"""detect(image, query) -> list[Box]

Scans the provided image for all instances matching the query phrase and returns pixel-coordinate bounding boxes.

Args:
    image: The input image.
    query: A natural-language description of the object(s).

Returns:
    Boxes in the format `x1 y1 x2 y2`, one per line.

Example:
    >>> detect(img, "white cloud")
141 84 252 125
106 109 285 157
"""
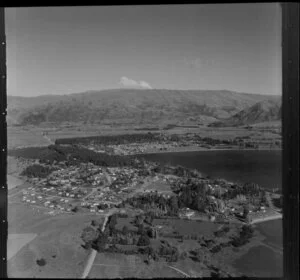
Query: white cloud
119 77 152 89
139 81 152 89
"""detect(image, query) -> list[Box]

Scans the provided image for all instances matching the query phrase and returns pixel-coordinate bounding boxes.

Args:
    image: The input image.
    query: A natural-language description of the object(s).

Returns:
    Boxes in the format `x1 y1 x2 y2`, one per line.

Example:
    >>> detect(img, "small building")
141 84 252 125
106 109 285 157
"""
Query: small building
210 215 216 222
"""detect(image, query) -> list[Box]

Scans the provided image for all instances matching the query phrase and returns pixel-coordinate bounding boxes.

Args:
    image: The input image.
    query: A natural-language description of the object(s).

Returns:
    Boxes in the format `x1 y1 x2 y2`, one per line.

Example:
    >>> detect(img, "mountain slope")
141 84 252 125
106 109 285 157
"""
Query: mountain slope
209 99 281 127
7 89 281 126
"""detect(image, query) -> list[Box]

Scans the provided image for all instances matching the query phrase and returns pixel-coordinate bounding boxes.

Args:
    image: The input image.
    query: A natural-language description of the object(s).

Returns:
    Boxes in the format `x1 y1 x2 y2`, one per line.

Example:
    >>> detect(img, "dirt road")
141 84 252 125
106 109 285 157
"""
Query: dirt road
81 209 116 278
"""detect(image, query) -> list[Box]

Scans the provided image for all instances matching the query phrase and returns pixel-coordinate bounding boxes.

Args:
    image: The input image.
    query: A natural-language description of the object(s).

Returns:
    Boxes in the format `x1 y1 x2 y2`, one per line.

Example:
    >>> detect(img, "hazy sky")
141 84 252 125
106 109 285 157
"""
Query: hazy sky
5 4 282 97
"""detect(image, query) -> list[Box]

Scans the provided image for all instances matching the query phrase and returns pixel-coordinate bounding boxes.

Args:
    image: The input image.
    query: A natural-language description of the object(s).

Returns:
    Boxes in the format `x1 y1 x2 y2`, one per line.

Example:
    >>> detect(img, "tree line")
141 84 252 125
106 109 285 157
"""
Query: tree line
55 132 161 145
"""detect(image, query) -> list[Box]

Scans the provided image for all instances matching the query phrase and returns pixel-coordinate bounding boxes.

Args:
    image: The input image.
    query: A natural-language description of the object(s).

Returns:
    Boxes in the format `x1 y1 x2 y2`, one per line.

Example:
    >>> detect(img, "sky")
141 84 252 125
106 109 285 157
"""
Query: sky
5 4 282 97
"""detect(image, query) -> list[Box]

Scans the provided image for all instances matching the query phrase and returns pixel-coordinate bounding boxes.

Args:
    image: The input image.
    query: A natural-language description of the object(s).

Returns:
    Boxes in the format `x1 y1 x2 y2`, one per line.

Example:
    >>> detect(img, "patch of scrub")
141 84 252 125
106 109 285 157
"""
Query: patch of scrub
7 233 37 260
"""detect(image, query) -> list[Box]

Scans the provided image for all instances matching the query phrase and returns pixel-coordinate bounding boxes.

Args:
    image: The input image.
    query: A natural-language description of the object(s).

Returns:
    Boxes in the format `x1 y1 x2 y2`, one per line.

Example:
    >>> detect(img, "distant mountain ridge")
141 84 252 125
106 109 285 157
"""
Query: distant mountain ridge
209 99 281 127
7 89 281 127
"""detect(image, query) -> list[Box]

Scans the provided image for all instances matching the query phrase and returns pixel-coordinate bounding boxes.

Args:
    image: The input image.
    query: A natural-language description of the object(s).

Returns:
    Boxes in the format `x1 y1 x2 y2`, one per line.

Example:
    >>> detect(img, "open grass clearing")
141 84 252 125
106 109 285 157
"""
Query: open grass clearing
89 252 182 278
7 233 37 261
7 201 105 278
153 218 219 237
115 217 137 232
145 180 173 193
7 175 24 190
8 127 50 149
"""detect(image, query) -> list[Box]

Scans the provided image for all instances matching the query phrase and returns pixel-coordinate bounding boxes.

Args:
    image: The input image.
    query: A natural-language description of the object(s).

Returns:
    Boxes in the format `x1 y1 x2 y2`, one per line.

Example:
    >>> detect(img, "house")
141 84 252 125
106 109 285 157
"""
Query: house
185 211 195 219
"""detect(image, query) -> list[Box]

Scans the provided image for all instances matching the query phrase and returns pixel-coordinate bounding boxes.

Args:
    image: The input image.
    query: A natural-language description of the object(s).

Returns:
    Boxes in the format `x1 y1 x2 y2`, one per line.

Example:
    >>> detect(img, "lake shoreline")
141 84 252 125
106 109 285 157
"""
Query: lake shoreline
251 213 282 225
135 146 282 155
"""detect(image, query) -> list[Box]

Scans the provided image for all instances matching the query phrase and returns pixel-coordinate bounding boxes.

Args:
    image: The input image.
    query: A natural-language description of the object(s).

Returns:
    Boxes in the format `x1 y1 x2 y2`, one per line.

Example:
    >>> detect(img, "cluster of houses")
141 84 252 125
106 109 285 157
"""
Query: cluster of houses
21 162 158 214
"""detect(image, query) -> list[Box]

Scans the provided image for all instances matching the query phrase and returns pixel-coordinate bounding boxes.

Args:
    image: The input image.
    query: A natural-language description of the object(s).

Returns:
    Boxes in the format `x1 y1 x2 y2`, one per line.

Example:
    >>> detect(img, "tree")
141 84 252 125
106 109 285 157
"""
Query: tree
36 258 47 266
169 196 179 214
137 233 150 246
81 226 98 244
91 219 100 227
145 214 154 225
108 214 117 232
134 215 144 226
122 225 129 236
93 231 108 252
243 205 249 219
72 206 79 212
137 223 146 235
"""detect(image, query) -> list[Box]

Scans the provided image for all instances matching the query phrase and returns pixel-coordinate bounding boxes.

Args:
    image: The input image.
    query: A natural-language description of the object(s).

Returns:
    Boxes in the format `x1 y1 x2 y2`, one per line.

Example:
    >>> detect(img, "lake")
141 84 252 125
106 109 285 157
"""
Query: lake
141 150 282 190
141 150 283 277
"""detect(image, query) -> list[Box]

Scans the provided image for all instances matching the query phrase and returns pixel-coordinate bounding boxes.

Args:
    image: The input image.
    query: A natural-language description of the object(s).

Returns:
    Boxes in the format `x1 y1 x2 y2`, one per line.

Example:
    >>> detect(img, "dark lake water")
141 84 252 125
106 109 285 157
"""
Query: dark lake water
141 150 282 190
234 244 283 277
141 150 283 277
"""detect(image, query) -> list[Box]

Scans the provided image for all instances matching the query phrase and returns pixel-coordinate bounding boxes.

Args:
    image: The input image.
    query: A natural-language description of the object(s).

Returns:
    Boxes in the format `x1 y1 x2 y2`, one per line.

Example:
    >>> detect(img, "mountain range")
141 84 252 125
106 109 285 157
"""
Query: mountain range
7 89 281 127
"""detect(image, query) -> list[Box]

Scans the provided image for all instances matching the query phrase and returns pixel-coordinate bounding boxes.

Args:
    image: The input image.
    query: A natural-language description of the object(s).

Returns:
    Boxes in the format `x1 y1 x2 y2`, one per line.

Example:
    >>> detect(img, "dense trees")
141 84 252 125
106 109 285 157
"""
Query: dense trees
55 133 160 146
159 244 179 262
230 225 254 247
21 164 55 178
124 194 177 216
11 144 137 167
81 226 98 249
92 231 109 252
137 233 150 246
122 225 129 236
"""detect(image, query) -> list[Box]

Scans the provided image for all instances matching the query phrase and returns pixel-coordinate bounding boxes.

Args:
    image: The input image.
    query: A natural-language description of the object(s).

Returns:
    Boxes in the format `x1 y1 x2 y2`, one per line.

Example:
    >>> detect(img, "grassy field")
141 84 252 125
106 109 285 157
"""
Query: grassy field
7 198 105 278
8 126 51 150
7 234 37 261
7 175 24 190
89 252 184 278
144 179 173 194
115 217 137 232
153 218 219 237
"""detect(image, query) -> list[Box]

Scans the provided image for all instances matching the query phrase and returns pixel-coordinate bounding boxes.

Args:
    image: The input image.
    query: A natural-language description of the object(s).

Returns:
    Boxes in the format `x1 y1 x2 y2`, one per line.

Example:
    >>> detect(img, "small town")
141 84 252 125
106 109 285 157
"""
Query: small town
19 156 282 225
74 133 282 156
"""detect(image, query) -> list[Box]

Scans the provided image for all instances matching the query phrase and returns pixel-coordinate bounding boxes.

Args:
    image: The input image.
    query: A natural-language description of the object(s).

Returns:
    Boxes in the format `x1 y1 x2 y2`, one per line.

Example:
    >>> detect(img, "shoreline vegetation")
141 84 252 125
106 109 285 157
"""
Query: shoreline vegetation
135 146 282 155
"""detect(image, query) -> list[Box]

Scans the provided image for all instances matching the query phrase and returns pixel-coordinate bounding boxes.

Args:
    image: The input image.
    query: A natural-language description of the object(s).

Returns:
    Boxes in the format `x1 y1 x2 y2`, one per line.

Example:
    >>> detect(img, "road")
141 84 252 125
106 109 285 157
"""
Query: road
166 265 190 277
81 209 117 279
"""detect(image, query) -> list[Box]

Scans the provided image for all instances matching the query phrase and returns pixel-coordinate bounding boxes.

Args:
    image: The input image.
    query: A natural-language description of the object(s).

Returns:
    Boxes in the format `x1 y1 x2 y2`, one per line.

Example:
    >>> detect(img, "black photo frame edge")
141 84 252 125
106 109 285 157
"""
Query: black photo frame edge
0 3 299 279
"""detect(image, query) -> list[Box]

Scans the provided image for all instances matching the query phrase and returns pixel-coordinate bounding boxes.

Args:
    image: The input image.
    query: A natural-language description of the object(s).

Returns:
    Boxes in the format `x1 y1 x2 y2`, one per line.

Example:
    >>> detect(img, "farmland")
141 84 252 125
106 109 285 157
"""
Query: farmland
7 195 105 278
